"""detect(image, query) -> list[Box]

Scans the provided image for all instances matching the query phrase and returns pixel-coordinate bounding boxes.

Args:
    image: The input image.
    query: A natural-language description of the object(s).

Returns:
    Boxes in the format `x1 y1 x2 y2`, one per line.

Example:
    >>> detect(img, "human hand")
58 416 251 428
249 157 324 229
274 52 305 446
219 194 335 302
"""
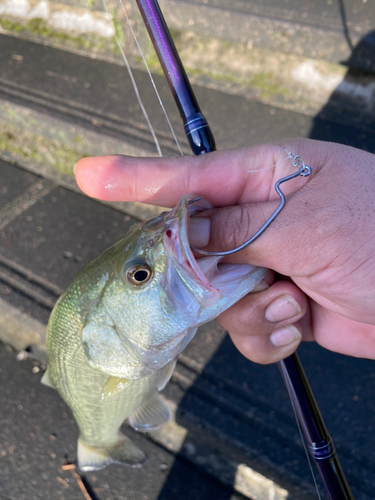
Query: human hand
74 139 375 363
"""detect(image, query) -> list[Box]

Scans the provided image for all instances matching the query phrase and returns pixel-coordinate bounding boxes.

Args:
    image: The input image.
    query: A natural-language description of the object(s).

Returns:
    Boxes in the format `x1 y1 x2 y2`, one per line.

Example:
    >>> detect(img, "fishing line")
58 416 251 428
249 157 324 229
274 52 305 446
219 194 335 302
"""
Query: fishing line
248 153 305 173
117 0 184 156
247 162 280 173
287 383 323 500
103 0 163 156
247 162 277 173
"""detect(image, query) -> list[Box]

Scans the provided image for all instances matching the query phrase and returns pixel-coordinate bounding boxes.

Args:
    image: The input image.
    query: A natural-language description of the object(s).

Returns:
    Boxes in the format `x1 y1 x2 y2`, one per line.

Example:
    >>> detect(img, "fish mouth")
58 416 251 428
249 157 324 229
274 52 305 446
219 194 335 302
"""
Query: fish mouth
166 195 212 285
164 194 262 305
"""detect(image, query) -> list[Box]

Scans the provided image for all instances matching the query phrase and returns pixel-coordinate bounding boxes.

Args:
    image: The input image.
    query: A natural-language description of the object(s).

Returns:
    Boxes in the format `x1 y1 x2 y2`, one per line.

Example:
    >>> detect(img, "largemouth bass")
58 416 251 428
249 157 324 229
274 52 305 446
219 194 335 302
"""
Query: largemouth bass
42 194 267 471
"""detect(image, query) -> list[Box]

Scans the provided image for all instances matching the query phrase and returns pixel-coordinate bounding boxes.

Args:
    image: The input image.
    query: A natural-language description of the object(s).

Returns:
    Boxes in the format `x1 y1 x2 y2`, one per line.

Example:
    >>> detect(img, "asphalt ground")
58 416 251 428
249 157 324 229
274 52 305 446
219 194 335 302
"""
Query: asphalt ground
0 30 375 500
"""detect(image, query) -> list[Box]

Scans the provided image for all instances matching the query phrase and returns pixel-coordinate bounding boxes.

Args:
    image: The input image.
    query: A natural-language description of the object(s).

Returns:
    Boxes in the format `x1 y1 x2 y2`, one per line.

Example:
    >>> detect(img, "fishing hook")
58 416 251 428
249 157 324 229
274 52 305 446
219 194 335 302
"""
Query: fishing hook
190 153 311 256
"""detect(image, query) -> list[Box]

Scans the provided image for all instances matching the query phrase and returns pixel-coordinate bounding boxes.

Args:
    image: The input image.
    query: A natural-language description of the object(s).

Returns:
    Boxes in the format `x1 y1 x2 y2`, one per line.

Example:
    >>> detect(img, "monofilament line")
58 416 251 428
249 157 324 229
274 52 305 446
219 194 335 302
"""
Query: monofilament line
118 0 184 156
103 0 163 157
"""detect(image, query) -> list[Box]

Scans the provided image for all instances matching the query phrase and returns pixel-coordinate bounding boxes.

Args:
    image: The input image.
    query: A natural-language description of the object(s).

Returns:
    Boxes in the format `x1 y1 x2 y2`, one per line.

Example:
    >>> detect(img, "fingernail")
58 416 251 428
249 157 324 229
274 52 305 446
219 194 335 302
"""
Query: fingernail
252 280 269 293
188 218 211 248
265 295 301 322
270 326 301 347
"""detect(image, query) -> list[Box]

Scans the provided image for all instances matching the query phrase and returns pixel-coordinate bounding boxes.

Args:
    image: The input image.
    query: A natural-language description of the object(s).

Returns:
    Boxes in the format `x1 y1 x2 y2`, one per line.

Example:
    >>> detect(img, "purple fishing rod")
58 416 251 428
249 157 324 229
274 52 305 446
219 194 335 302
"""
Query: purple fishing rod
135 1 354 498
135 0 215 154
279 354 354 500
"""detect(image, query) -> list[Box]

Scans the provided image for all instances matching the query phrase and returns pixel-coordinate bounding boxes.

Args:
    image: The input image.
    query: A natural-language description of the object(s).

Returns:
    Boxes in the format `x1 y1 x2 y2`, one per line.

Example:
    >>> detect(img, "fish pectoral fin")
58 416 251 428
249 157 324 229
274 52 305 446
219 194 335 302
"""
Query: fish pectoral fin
82 323 132 376
101 376 131 400
127 393 171 432
77 433 146 472
40 367 56 389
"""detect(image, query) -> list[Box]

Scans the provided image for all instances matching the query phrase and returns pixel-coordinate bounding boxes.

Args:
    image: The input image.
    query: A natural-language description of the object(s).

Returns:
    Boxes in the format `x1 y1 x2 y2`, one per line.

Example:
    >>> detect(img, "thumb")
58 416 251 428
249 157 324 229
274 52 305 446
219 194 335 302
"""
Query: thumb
189 192 316 276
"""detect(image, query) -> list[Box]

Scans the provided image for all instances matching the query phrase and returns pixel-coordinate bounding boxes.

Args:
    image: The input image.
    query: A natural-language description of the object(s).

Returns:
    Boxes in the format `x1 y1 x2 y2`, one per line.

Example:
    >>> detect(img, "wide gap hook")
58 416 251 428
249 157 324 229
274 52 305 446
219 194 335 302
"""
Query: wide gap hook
190 157 311 256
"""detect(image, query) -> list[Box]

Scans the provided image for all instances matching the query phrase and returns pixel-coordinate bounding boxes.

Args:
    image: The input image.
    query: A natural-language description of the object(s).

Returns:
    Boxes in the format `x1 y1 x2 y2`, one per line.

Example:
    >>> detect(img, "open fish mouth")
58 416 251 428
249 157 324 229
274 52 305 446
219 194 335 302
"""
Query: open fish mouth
164 194 263 303
165 195 212 286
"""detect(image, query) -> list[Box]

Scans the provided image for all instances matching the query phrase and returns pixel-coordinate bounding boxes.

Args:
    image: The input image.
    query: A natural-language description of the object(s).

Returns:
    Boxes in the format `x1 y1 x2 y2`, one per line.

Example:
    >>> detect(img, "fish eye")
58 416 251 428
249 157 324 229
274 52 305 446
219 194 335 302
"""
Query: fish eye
125 263 152 286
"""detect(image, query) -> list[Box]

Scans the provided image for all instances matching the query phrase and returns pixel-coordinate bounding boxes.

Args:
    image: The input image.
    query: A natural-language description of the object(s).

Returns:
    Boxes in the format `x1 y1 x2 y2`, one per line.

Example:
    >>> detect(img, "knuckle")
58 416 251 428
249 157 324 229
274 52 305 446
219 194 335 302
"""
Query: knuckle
232 205 251 248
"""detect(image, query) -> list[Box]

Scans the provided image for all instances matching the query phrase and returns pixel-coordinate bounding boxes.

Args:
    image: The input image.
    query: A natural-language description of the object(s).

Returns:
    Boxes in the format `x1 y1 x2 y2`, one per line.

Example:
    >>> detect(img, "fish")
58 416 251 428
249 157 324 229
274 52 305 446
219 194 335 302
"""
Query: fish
41 194 267 471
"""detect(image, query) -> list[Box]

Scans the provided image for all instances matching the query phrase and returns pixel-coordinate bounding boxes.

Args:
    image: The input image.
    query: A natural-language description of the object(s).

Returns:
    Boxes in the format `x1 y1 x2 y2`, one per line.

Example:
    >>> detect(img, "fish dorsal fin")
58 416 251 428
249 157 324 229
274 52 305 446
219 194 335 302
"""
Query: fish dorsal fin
157 359 176 391
41 367 56 389
127 393 171 432
101 376 131 400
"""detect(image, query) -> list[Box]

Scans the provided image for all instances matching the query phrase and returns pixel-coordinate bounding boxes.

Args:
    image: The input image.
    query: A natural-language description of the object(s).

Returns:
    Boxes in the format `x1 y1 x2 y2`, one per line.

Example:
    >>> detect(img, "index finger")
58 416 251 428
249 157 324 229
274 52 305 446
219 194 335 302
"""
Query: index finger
74 143 283 207
74 139 325 206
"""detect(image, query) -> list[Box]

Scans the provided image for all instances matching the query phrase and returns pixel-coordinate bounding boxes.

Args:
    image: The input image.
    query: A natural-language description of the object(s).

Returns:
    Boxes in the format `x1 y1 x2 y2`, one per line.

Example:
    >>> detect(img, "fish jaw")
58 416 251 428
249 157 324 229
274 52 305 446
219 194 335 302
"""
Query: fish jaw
163 195 220 308
127 327 198 371
163 194 266 307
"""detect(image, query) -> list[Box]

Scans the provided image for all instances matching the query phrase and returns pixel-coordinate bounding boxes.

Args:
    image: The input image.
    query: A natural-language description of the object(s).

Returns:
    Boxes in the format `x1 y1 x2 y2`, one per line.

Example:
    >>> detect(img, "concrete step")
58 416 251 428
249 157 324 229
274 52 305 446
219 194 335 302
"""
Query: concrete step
1 32 375 182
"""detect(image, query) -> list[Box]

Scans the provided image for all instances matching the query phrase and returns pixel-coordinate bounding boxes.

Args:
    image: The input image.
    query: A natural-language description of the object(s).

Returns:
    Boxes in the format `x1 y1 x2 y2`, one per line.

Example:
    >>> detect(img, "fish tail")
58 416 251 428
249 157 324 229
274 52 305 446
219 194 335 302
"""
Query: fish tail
77 433 146 471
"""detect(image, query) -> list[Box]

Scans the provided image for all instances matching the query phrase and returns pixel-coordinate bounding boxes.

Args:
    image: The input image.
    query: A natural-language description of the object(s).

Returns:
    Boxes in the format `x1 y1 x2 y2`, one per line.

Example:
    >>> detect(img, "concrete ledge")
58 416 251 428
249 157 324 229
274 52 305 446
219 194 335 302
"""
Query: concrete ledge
0 92 164 220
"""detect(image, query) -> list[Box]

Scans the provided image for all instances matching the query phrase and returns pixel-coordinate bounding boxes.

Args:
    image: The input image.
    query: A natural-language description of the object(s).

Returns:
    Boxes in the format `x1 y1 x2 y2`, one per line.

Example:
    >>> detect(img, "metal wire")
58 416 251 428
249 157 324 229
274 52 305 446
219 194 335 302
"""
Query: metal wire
190 154 311 256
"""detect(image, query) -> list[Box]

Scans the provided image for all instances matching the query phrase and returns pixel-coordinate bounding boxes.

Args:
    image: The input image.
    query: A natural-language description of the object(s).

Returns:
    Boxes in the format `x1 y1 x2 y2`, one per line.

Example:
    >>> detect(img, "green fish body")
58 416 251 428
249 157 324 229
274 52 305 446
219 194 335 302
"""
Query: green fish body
43 195 266 471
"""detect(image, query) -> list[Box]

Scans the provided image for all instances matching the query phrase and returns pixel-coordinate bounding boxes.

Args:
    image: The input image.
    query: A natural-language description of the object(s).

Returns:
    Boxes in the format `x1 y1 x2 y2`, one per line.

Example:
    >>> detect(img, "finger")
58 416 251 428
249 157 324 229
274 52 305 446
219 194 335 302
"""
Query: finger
310 303 375 359
229 323 303 364
74 147 277 205
74 139 326 206
190 196 315 273
216 280 307 364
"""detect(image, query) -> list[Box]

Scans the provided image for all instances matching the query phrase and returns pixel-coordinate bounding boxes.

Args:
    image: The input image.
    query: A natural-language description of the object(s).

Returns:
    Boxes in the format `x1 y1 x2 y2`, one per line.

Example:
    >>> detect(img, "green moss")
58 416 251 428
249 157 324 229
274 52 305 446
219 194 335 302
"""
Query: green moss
27 17 51 36
184 64 290 101
250 72 288 99
110 10 125 49
0 123 86 177
0 19 23 32
74 135 84 145
0 16 121 56
186 66 246 85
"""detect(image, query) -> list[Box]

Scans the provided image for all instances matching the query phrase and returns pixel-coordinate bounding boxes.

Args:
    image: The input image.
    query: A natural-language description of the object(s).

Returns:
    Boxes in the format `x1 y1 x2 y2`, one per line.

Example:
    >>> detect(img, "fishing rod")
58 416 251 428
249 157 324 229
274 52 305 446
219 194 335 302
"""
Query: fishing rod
134 0 354 498
134 0 215 155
